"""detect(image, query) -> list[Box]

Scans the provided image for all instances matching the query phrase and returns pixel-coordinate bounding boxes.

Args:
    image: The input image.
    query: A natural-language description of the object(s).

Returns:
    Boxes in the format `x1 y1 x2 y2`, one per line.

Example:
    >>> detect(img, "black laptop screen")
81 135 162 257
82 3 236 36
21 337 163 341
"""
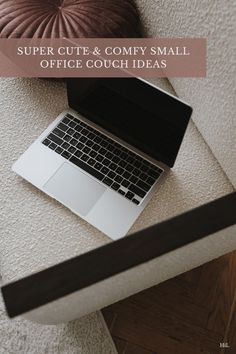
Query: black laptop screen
67 78 192 167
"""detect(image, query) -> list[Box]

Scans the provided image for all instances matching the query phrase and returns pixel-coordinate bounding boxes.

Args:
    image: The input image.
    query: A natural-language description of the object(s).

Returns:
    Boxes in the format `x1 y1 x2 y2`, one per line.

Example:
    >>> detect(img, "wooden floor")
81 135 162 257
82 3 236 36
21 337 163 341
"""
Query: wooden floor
102 251 236 354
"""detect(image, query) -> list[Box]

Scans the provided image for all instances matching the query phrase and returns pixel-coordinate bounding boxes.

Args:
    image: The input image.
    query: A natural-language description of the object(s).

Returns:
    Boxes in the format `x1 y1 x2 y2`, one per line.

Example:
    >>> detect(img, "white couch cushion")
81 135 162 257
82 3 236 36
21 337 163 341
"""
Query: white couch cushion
0 77 234 323
136 0 236 187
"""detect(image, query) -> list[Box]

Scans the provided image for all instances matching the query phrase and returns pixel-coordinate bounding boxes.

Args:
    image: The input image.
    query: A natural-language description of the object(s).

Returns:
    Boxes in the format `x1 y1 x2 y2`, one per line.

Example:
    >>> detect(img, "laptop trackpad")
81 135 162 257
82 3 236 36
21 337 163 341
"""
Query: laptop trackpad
44 163 106 216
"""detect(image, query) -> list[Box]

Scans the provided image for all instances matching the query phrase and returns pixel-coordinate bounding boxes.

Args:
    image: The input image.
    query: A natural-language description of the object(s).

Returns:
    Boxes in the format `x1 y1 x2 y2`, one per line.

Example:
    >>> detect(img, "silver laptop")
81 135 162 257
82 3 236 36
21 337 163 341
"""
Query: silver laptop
12 78 192 240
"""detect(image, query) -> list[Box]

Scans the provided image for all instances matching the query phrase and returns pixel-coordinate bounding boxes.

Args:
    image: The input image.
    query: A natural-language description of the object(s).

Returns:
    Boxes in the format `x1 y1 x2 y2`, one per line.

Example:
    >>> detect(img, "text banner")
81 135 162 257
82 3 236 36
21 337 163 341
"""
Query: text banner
0 38 206 77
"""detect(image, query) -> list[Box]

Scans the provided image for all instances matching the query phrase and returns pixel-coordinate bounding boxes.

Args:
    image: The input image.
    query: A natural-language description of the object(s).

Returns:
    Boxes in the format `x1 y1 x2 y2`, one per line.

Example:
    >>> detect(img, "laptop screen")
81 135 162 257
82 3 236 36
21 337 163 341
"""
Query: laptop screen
67 78 192 167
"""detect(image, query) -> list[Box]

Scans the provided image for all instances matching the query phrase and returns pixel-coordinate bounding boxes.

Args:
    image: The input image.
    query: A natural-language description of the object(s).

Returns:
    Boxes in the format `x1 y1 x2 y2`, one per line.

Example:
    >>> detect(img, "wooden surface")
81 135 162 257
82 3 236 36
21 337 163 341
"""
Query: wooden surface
103 251 236 354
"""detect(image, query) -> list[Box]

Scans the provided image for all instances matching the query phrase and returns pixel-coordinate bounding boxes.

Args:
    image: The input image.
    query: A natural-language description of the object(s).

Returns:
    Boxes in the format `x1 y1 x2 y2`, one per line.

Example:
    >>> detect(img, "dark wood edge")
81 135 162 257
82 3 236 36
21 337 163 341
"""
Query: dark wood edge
2 192 236 318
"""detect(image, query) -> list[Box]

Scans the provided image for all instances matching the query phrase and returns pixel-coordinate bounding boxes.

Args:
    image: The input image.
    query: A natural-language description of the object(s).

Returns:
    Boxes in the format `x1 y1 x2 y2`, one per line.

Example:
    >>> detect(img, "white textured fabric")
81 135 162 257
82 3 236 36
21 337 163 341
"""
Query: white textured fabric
0 77 234 324
0 289 116 354
136 0 236 187
0 78 118 351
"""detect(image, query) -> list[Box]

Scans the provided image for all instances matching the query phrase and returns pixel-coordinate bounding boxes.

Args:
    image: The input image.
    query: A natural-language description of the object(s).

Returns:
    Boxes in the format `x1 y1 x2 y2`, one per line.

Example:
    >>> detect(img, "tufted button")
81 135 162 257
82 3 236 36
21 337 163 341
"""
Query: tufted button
0 0 141 38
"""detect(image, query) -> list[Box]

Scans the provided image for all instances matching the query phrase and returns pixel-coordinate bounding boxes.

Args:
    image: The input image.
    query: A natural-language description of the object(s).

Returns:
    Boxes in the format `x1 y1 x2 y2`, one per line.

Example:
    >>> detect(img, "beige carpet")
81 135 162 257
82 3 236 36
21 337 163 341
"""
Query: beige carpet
0 282 116 354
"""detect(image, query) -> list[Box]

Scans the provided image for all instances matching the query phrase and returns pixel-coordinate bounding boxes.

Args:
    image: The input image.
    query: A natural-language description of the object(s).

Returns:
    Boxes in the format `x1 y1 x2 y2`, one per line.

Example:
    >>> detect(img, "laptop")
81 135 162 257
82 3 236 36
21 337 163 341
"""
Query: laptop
12 78 192 240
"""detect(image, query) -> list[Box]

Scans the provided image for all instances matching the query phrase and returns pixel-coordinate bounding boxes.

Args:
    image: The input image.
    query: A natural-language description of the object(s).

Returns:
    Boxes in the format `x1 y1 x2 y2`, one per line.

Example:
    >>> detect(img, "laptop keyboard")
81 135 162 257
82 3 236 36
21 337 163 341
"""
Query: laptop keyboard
42 113 163 205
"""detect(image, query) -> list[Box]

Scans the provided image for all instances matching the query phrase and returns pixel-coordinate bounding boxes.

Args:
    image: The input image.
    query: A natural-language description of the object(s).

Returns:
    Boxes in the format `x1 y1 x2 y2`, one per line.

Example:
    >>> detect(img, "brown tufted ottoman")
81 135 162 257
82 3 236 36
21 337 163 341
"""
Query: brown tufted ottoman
0 0 141 38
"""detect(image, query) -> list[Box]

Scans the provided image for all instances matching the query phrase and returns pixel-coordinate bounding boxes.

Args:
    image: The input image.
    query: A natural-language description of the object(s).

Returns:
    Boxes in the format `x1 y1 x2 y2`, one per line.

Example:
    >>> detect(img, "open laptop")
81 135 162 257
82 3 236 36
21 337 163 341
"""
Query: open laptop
12 78 192 240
